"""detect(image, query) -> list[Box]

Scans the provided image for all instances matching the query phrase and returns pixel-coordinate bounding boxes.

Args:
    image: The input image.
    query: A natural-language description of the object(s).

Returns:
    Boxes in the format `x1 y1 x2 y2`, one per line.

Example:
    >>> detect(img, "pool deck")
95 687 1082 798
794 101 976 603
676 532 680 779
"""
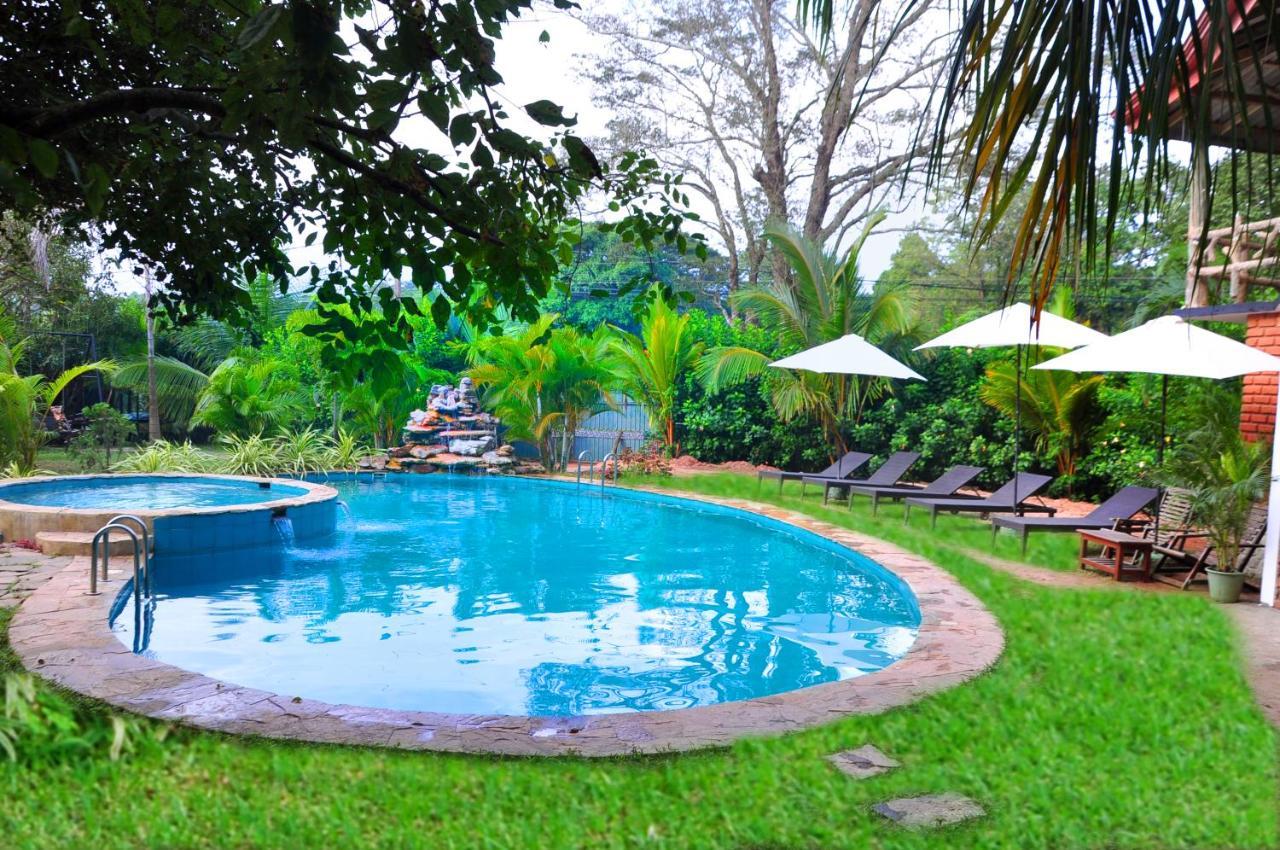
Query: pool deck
7 488 1005 757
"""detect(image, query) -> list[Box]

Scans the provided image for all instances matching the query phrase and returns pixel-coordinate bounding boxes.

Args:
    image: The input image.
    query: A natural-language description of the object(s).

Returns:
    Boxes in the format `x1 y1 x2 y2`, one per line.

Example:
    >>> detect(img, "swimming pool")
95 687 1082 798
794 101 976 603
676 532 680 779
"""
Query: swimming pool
0 475 309 510
115 475 921 716
0 473 336 552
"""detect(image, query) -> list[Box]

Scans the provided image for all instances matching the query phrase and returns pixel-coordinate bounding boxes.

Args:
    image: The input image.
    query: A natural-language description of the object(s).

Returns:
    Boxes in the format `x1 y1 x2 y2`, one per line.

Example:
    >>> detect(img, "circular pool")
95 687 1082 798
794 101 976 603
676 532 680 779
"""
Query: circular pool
0 475 309 510
114 475 921 716
0 473 337 549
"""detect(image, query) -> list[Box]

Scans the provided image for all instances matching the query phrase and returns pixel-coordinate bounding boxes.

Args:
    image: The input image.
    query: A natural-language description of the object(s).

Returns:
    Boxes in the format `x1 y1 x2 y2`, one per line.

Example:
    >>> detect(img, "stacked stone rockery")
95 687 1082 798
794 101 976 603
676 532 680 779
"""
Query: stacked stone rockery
368 378 542 475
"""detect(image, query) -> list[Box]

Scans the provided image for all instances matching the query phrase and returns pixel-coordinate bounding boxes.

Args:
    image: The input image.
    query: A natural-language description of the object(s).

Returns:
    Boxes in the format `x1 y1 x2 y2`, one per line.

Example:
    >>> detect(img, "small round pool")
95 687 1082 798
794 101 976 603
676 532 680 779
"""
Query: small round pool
115 476 921 717
0 475 309 510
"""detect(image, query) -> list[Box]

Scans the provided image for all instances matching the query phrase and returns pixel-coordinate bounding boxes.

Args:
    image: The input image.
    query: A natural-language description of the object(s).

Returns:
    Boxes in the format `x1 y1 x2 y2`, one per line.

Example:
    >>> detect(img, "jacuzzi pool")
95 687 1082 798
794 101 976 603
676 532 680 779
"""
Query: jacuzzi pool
0 475 309 510
114 475 921 717
0 473 337 551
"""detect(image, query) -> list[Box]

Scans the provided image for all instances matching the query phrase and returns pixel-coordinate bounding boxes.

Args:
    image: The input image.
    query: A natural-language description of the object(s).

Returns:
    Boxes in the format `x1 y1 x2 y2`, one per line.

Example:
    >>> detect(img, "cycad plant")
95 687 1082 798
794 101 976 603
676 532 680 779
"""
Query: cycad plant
607 292 705 452
697 218 916 453
466 315 616 471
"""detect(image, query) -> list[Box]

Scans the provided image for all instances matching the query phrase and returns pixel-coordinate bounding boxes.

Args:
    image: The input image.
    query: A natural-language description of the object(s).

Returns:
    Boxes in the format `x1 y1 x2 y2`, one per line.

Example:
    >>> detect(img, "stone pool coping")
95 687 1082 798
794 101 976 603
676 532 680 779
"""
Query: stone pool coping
9 485 1004 757
0 472 337 540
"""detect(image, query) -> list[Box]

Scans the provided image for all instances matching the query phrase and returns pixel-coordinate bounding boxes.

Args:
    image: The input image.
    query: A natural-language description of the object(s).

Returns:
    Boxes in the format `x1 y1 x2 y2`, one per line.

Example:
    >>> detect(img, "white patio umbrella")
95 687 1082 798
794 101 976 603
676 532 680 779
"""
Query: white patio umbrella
770 333 926 380
769 333 925 457
915 303 1108 502
1035 315 1280 606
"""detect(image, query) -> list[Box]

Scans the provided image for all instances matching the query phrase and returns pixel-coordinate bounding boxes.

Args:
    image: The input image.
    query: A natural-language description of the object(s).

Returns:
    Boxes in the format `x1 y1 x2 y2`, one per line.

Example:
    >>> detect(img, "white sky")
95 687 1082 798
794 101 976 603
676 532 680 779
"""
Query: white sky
109 4 942 295
490 5 927 280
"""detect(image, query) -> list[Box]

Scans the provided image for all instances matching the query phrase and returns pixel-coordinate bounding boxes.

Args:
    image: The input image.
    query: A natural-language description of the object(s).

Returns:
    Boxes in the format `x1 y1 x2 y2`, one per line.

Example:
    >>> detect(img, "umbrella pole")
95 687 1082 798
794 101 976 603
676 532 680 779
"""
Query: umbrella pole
1013 344 1022 508
1154 374 1167 550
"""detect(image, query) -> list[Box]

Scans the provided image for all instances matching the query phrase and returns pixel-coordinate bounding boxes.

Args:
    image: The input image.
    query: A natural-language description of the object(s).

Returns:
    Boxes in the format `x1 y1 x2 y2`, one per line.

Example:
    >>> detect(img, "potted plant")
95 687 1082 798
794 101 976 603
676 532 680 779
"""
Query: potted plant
1163 394 1270 603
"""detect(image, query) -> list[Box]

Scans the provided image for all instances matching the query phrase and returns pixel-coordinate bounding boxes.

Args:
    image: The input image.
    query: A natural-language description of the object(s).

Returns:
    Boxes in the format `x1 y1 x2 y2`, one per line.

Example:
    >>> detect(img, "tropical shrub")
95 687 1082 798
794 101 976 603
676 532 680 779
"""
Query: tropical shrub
0 672 166 765
68 403 133 472
113 440 211 473
328 428 371 471
273 429 334 476
218 433 280 477
1162 390 1270 572
0 310 114 472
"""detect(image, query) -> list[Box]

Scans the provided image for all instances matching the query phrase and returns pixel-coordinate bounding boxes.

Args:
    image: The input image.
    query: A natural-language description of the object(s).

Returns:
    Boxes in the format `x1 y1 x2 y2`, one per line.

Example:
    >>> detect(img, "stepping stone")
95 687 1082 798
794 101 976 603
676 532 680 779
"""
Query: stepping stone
873 793 985 829
827 745 899 779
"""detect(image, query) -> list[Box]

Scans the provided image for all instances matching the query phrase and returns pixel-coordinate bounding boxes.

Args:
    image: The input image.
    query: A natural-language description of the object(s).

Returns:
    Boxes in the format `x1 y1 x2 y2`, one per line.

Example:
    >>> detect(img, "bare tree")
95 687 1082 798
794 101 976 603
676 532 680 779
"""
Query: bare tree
581 0 951 299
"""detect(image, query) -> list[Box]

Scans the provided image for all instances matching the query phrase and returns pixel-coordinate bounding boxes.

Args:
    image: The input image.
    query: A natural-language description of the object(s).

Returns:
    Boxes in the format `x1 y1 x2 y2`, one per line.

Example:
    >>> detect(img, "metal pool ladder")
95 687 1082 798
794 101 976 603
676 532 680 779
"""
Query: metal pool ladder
575 451 590 486
598 453 617 487
87 514 151 602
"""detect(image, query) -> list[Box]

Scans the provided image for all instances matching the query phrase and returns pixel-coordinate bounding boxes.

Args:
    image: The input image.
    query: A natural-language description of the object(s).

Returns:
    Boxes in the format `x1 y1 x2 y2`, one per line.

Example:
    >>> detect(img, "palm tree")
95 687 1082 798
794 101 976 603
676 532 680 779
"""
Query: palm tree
978 293 1103 491
697 218 916 453
466 315 617 471
796 0 1272 314
113 356 209 432
607 292 705 453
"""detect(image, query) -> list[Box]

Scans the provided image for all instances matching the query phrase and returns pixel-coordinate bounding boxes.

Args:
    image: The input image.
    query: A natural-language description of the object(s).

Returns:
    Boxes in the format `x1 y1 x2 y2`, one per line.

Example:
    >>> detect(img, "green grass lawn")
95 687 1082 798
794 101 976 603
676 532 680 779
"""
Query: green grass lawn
1 472 1274 849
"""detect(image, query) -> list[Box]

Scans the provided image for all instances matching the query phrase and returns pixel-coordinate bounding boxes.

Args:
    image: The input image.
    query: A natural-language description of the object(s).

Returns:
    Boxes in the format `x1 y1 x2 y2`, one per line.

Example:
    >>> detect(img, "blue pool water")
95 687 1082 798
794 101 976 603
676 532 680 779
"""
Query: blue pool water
1 476 308 510
115 476 920 716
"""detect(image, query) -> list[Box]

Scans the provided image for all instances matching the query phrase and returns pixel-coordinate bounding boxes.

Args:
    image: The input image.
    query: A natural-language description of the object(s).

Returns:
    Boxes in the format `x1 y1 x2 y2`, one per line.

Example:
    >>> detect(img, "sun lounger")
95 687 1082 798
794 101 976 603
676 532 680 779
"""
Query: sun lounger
989 485 1159 553
756 451 871 494
904 472 1056 527
846 465 985 515
800 451 921 503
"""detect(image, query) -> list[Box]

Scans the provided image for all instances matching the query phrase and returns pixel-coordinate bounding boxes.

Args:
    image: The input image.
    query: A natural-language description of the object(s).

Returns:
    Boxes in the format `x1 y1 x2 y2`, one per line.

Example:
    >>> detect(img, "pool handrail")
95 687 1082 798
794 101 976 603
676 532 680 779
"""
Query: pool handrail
106 514 150 597
89 523 141 602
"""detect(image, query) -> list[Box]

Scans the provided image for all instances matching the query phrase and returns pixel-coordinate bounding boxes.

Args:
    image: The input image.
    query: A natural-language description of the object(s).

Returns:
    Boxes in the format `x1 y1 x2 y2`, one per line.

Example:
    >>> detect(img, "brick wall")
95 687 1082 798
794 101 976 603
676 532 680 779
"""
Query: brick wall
1242 312 1280 441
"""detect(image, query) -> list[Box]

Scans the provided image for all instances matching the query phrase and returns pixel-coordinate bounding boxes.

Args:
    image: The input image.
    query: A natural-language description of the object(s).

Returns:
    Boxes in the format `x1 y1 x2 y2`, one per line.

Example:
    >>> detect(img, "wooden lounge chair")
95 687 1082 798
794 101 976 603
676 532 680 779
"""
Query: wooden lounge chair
1123 487 1200 575
801 451 921 503
990 485 1159 553
904 472 1056 527
1155 500 1269 590
756 451 871 494
846 465 985 515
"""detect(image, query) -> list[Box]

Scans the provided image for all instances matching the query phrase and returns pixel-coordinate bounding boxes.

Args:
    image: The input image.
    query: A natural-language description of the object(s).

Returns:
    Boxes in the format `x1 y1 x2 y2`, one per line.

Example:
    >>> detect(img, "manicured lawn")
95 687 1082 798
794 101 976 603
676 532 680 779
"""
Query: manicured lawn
1 472 1274 849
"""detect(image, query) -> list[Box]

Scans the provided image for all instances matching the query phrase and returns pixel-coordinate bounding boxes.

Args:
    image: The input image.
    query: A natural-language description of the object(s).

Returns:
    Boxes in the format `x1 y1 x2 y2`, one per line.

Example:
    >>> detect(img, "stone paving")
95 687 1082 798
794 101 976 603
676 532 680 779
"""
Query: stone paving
0 545 71 609
873 793 986 828
7 487 1005 757
827 744 899 779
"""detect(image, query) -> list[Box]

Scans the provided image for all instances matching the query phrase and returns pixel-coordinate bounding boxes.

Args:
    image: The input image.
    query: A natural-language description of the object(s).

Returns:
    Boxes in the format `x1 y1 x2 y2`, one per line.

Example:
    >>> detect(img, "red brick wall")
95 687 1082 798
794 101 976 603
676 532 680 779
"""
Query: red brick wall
1242 313 1280 441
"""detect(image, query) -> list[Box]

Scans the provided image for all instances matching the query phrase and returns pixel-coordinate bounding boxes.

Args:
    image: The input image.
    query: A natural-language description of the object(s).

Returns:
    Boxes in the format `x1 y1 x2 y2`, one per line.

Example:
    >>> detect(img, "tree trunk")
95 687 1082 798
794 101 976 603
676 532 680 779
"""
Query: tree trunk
144 277 161 443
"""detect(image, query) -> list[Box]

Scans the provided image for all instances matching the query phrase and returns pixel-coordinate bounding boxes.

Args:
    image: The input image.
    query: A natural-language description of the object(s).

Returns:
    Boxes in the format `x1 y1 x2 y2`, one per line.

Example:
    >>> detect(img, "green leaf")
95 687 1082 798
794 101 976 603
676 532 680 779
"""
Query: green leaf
539 30 550 43
524 99 576 127
237 4 283 48
430 294 451 328
27 139 58 178
417 92 450 131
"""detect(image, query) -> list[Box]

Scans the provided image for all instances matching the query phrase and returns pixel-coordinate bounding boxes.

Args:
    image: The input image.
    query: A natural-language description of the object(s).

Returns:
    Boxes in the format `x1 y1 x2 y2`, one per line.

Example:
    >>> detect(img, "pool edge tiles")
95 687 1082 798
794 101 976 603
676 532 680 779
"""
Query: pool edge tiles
0 473 338 551
9 479 1004 757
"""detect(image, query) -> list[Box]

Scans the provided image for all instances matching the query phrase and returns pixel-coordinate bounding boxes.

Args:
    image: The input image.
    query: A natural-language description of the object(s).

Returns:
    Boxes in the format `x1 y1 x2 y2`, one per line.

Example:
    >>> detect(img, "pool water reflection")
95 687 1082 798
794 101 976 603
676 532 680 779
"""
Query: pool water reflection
113 476 920 716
